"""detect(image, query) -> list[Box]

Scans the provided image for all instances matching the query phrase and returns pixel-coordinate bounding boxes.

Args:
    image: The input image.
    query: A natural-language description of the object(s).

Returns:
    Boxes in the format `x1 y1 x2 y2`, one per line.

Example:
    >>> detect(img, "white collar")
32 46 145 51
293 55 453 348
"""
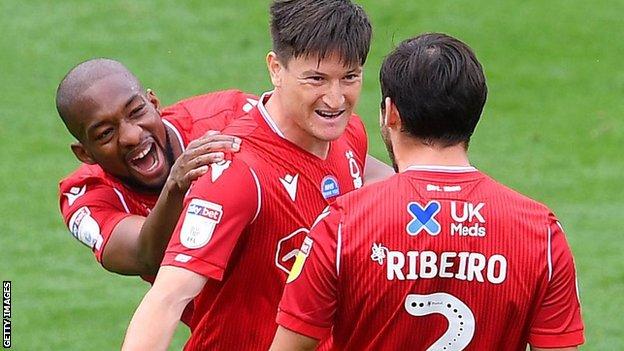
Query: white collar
162 119 185 151
403 165 477 173
256 91 286 139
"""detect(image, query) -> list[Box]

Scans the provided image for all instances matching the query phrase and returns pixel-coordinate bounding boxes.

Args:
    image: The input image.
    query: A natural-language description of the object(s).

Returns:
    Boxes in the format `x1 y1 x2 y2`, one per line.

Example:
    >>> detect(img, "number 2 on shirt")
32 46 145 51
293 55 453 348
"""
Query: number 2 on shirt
404 292 475 350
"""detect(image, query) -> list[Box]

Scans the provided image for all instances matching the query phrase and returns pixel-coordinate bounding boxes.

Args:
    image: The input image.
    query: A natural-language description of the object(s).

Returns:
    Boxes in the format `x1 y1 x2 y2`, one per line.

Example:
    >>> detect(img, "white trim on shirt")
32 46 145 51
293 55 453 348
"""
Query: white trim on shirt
403 165 478 173
249 167 262 223
112 188 130 214
547 226 553 282
336 222 343 276
256 91 286 139
163 119 186 151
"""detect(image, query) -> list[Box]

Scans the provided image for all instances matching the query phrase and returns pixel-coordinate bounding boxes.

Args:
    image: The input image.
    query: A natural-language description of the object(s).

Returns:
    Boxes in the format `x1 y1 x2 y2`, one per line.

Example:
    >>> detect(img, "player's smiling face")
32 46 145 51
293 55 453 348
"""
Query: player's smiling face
69 74 173 192
271 52 363 144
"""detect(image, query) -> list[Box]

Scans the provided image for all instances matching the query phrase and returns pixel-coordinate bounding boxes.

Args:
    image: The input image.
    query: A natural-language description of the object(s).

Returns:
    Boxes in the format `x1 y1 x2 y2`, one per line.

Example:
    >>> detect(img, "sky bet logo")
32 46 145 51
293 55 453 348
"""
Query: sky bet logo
187 202 222 222
406 201 441 236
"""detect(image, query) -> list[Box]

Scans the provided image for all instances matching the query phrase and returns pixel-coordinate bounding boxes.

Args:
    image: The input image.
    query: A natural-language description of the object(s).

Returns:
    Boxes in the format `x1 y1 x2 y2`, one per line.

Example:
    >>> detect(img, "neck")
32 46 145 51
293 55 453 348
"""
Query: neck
165 124 183 160
392 135 470 173
264 92 330 159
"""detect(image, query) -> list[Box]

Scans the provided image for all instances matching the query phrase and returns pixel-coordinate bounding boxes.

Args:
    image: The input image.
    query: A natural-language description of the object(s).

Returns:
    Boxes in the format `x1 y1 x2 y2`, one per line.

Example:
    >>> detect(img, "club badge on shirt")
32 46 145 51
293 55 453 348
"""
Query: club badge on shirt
286 236 314 283
180 199 223 249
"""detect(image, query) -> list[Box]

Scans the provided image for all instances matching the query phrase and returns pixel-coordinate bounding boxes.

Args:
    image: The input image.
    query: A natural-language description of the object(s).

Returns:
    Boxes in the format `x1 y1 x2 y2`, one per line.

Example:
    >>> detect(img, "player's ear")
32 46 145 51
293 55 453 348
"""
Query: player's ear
384 97 402 130
71 142 96 165
146 88 161 113
267 51 284 87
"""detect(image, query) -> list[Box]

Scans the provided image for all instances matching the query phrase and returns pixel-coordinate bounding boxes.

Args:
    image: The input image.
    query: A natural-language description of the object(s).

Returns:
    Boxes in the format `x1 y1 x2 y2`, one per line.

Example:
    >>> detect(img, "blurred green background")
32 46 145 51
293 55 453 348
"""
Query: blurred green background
0 0 622 349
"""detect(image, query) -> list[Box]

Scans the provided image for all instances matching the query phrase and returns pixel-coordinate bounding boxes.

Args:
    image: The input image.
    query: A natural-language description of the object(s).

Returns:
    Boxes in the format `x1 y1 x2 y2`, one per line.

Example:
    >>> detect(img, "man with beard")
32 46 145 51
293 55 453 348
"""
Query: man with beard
57 58 255 325
122 0 388 349
271 33 584 350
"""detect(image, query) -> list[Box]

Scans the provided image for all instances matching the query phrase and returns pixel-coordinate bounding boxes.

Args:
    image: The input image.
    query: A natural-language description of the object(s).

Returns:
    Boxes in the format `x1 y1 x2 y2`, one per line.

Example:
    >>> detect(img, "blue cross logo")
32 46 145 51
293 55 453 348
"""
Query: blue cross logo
406 201 441 236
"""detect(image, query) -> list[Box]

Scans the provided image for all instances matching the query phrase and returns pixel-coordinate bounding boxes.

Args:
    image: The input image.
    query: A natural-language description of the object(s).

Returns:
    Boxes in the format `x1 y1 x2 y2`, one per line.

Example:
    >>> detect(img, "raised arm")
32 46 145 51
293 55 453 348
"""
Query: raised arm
102 132 241 275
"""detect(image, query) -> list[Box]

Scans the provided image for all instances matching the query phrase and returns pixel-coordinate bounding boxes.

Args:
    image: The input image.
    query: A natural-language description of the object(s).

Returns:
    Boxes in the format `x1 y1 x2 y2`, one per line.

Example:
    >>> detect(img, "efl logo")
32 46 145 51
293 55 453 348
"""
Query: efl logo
187 203 223 222
3 281 10 349
181 199 223 249
406 201 441 236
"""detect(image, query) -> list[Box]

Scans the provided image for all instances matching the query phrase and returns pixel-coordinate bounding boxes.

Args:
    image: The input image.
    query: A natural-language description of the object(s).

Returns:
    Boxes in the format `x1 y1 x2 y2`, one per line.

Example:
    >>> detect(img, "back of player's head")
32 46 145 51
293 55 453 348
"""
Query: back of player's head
56 58 143 140
380 33 488 147
270 0 372 67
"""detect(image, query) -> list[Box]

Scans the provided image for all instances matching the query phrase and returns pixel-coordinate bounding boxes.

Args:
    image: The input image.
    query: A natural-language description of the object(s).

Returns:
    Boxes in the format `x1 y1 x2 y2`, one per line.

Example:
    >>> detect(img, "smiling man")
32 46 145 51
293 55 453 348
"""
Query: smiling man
56 59 255 321
270 33 584 351
121 1 383 350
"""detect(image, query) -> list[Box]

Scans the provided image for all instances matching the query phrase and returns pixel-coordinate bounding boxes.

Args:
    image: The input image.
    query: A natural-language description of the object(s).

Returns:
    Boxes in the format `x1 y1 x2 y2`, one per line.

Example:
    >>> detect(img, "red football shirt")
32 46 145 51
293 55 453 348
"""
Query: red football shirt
162 93 368 350
277 165 584 350
58 90 255 324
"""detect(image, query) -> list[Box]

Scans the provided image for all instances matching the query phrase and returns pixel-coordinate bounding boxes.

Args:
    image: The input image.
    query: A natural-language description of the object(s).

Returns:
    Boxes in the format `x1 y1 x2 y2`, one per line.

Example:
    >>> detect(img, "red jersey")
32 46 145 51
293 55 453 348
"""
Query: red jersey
277 165 584 350
58 90 255 324
59 89 255 264
162 93 368 350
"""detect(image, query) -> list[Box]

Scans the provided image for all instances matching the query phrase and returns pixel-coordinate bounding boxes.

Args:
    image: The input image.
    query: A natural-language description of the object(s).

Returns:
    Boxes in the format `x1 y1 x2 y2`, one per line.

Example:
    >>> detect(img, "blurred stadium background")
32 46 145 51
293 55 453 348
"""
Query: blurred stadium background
0 0 622 349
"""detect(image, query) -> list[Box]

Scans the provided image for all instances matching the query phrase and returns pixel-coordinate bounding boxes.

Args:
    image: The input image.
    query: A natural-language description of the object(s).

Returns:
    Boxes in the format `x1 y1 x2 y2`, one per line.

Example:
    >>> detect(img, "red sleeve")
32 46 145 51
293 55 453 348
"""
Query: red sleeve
276 204 342 340
162 158 258 281
161 90 259 144
528 217 585 347
59 181 133 263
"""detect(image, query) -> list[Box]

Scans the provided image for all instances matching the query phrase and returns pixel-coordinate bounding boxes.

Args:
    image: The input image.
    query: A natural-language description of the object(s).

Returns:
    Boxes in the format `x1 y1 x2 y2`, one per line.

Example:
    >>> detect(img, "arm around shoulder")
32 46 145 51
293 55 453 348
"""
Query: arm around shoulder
364 154 395 185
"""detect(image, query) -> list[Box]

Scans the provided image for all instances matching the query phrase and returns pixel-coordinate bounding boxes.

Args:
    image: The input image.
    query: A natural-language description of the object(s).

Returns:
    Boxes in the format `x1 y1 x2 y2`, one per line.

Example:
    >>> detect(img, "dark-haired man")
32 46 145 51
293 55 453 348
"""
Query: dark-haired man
57 59 256 326
122 0 387 350
271 33 584 350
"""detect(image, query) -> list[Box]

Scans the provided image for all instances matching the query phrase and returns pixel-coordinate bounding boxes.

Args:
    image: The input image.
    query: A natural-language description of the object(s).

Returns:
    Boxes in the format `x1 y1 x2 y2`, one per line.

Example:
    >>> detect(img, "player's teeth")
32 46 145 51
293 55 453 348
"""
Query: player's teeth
318 111 340 118
132 144 152 161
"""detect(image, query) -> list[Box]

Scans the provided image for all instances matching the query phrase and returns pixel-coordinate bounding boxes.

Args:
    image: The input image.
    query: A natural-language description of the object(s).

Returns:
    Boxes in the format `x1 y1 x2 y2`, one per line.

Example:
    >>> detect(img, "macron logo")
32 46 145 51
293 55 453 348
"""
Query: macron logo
279 174 299 202
211 160 232 182
242 98 259 113
64 185 86 206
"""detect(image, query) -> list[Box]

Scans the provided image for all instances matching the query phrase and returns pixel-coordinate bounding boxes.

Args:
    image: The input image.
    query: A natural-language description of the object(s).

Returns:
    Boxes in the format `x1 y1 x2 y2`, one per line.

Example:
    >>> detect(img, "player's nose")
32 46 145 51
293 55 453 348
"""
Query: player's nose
322 81 346 110
118 120 143 147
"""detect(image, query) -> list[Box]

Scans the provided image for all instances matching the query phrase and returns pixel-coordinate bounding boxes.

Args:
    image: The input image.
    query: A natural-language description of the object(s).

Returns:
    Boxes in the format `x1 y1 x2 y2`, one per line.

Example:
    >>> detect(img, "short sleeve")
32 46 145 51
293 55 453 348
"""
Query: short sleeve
276 204 342 340
528 217 585 347
162 158 259 281
59 182 133 263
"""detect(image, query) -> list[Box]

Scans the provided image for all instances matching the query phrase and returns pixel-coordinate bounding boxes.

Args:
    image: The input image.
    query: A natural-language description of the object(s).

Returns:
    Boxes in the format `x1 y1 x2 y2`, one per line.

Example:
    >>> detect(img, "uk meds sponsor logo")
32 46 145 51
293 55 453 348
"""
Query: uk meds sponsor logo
450 202 486 237
406 201 441 236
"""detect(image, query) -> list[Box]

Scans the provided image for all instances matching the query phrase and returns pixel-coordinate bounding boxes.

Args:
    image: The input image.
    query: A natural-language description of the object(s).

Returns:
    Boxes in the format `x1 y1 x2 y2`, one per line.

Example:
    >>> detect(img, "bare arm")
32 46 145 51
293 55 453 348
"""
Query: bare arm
531 347 578 351
101 133 241 275
122 266 207 351
270 326 319 351
363 154 394 185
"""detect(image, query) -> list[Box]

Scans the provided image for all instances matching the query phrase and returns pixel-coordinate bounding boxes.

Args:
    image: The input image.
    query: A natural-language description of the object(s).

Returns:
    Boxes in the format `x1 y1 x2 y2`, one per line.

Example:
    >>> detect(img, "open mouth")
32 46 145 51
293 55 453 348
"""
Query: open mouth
127 140 161 175
315 109 345 120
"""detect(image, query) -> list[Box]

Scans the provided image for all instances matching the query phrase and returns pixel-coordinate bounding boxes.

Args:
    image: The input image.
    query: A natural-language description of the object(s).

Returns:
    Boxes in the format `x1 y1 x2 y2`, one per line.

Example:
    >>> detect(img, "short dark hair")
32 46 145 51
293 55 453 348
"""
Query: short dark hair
380 33 488 147
270 0 372 67
55 58 143 139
